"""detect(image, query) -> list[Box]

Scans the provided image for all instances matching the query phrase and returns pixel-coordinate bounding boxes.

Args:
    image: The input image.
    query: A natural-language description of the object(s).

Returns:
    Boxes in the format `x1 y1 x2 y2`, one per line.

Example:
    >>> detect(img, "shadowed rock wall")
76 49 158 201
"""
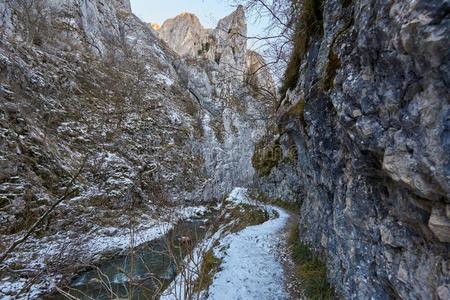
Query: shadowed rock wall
255 0 449 298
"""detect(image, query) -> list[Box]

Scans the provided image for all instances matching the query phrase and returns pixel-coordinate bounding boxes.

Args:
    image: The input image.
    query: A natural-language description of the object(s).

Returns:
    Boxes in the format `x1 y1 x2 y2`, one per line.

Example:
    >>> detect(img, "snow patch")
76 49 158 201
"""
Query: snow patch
227 187 254 205
154 73 174 86
162 188 290 300
209 188 290 299
86 222 173 254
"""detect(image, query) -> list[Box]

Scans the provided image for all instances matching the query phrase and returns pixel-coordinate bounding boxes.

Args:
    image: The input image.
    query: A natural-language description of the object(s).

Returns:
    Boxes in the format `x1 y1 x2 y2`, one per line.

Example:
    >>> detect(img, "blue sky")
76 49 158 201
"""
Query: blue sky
129 0 266 44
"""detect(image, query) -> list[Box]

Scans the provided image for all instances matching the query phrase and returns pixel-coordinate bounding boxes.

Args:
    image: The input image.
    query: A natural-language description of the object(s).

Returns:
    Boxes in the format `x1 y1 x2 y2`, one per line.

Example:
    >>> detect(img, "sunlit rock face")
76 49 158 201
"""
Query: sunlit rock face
150 23 161 31
245 50 276 98
153 7 275 200
156 6 247 71
155 5 273 90
157 12 210 58
254 0 450 299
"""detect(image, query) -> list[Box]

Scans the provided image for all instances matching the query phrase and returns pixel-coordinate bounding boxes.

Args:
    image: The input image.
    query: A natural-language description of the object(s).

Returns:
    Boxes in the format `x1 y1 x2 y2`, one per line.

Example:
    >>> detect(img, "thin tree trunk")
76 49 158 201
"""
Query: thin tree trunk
0 156 88 265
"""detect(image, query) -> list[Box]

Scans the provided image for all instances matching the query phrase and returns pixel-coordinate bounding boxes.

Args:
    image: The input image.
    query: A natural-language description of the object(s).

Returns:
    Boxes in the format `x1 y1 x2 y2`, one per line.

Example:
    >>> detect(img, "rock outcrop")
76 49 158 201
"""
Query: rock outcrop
255 0 449 299
0 1 274 297
157 12 209 58
155 6 275 200
155 6 275 95
245 50 276 99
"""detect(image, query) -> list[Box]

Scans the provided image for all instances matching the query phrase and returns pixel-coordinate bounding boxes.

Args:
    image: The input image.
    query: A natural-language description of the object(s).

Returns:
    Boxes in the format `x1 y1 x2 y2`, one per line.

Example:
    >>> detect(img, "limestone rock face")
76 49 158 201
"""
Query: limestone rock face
255 0 450 298
0 0 204 230
0 1 274 297
245 50 276 98
157 12 209 58
155 7 275 200
155 6 272 92
212 5 247 78
114 0 131 13
157 7 247 67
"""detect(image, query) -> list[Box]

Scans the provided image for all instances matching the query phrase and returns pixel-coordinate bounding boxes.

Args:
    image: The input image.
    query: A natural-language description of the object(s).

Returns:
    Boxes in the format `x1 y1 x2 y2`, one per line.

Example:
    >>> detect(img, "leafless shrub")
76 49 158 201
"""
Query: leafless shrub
230 0 302 81
5 0 51 45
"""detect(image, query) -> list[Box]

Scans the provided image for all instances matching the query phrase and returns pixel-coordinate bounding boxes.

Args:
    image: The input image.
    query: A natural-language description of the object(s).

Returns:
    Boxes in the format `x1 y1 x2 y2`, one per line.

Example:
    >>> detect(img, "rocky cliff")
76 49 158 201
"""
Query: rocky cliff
155 6 276 200
255 0 449 299
0 0 274 297
155 6 276 94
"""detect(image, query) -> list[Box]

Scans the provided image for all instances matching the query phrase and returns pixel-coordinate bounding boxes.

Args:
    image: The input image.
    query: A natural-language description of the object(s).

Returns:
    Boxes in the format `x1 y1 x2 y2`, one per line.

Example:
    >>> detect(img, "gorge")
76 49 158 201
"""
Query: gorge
0 0 449 299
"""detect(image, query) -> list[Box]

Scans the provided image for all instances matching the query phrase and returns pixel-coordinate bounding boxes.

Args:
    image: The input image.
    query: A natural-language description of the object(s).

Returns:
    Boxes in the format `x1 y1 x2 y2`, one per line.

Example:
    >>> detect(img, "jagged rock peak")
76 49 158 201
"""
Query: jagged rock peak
156 11 208 58
155 6 262 86
155 7 247 64
176 12 202 21
245 50 276 97
159 11 204 30
159 11 204 31
213 5 247 73
216 5 246 35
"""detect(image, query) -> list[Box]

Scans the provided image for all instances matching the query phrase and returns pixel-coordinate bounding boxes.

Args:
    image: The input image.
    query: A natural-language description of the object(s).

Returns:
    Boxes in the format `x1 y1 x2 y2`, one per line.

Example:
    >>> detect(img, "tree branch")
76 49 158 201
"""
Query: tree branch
0 155 88 265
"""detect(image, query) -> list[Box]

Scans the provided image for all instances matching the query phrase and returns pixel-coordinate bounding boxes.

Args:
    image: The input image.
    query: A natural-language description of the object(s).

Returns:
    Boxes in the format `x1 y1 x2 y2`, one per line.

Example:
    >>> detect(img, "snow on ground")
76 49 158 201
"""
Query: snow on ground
160 225 226 300
226 187 255 205
208 188 290 300
86 221 173 254
0 205 209 300
87 205 208 254
161 188 291 300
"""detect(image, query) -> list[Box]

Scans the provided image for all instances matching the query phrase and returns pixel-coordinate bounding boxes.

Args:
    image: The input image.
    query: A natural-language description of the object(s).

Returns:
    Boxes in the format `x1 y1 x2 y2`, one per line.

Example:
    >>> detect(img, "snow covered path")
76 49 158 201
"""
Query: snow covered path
207 188 290 300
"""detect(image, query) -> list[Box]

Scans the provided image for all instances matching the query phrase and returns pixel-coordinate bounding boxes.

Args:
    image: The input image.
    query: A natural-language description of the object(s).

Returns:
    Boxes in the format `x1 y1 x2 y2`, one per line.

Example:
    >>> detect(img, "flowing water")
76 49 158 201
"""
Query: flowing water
51 218 210 300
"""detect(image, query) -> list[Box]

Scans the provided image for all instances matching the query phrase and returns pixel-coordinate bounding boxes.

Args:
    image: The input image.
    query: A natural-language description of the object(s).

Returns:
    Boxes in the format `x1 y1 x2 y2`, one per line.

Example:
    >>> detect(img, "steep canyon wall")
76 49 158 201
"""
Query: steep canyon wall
255 0 449 298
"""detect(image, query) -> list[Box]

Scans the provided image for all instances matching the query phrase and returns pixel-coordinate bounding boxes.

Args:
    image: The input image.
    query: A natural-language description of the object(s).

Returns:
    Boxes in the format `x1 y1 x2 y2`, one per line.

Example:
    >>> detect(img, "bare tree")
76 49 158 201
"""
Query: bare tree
221 0 305 92
0 156 88 265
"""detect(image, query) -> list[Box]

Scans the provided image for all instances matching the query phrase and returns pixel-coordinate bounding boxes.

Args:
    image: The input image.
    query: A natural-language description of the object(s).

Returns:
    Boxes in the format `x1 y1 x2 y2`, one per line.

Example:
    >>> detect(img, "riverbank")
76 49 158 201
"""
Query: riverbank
0 206 209 299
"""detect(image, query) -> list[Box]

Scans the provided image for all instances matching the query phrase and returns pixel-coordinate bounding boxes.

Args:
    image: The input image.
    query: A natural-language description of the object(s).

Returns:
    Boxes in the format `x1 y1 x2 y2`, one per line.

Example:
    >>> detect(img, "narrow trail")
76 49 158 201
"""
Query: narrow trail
207 188 291 300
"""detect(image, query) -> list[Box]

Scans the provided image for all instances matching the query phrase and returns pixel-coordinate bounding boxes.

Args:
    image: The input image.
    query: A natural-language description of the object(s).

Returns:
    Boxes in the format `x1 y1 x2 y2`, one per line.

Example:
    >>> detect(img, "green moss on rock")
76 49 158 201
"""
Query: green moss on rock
252 139 283 177
285 98 307 130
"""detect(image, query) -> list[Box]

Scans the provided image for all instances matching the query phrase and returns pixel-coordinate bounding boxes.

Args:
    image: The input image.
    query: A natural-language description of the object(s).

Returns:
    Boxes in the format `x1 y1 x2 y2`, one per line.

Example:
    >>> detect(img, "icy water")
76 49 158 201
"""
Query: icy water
51 218 210 300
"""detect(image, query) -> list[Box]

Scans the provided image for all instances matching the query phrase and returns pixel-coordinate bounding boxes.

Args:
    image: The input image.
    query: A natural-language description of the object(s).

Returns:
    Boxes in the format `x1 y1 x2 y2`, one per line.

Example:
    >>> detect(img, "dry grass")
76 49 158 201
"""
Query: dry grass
285 98 308 130
251 192 299 213
289 224 334 299
226 203 269 233
193 249 222 293
279 0 324 100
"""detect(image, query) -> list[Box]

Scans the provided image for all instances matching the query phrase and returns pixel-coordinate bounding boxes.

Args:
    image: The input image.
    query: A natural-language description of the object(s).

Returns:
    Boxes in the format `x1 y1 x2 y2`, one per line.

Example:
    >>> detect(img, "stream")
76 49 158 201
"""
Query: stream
52 217 210 300
51 188 289 300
